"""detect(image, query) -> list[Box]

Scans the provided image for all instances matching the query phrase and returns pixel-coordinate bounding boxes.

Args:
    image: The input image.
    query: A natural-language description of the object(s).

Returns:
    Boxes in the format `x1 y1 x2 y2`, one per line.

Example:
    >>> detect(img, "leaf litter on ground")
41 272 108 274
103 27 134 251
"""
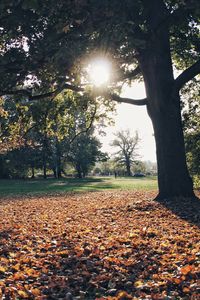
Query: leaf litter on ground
0 191 199 299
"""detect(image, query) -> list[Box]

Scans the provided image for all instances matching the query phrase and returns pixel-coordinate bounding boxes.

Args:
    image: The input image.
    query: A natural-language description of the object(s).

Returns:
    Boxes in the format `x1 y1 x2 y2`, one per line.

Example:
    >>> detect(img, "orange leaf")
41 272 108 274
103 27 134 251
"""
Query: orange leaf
173 278 182 284
31 288 41 296
180 265 194 275
13 272 25 280
183 287 190 293
12 263 21 271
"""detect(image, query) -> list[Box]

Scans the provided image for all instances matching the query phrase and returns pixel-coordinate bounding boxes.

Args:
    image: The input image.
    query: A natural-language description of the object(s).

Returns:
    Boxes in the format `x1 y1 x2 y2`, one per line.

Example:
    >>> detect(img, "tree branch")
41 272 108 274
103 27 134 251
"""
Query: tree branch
69 104 97 144
0 83 83 101
120 66 141 81
111 93 147 106
0 89 32 98
154 2 200 34
174 60 200 93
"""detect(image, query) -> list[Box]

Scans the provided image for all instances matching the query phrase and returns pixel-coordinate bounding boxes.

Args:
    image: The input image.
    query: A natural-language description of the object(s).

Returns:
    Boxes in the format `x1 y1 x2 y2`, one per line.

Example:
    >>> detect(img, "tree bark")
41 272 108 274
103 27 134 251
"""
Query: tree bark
43 153 47 179
126 159 131 177
150 98 194 199
76 163 82 178
31 164 35 179
139 0 195 199
42 139 47 179
56 146 62 179
140 58 194 200
53 168 57 178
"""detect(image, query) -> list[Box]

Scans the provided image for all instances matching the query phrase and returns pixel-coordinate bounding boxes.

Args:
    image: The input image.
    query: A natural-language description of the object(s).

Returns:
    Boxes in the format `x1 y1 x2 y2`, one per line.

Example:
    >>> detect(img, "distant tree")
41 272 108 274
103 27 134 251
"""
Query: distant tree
68 133 105 178
1 145 42 179
111 130 140 176
132 161 146 175
143 161 157 175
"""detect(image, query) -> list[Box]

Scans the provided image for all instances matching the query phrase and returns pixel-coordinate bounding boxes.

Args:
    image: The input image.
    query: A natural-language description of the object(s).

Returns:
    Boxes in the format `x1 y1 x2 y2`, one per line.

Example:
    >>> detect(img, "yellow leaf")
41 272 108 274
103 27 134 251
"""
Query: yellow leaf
134 280 144 288
0 266 6 273
25 268 38 277
117 291 133 299
18 290 29 298
9 252 16 258
31 288 41 296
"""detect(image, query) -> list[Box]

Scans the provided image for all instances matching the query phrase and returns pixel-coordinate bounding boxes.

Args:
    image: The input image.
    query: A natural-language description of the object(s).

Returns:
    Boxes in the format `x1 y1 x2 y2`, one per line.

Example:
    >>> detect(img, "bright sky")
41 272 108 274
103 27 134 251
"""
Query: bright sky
100 82 157 162
87 58 156 162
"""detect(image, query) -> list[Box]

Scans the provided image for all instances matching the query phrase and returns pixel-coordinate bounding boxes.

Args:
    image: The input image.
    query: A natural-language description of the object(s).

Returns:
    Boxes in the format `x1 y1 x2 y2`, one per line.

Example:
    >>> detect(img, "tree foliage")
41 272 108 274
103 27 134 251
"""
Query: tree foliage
67 132 105 178
0 90 111 178
182 80 200 180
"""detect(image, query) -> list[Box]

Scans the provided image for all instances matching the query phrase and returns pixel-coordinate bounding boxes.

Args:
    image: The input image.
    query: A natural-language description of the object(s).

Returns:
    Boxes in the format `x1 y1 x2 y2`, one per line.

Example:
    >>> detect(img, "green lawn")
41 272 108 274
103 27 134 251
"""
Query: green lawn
0 176 158 197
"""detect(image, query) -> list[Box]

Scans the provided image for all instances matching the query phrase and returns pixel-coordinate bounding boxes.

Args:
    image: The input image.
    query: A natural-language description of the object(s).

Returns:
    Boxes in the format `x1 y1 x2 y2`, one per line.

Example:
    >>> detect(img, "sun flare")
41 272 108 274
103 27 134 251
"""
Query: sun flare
88 58 111 86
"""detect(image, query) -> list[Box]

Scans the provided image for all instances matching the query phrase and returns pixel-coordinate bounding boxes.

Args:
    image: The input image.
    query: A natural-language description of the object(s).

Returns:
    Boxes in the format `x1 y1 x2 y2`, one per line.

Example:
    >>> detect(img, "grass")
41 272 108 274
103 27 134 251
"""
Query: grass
0 176 158 197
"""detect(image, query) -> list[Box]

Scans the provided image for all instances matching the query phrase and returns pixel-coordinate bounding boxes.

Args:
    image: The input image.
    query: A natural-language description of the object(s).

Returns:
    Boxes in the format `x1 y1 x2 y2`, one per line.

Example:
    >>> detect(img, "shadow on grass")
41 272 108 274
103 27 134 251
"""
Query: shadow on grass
0 177 158 198
1 176 158 197
0 177 115 197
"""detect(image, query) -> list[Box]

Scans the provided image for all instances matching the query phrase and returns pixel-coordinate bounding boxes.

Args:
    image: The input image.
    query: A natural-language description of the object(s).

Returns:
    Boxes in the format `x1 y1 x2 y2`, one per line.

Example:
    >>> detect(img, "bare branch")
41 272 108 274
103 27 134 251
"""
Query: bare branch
111 93 147 106
174 60 200 93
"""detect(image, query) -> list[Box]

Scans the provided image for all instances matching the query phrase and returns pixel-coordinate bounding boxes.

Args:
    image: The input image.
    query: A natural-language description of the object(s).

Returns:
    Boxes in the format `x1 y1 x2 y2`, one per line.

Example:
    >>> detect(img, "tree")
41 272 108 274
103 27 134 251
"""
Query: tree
67 132 104 178
185 133 200 176
182 80 200 178
0 1 200 199
0 145 42 179
111 130 140 176
133 161 146 175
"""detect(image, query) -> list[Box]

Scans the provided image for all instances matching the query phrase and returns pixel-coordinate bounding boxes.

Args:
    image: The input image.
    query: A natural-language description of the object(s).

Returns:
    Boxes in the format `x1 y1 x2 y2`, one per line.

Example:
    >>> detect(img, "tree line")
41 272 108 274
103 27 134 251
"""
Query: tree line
0 92 111 179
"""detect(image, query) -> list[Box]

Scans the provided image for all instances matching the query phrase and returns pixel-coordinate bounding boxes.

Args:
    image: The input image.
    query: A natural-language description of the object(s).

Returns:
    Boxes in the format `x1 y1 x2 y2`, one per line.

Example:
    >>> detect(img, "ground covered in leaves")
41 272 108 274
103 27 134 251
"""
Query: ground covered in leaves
0 191 199 299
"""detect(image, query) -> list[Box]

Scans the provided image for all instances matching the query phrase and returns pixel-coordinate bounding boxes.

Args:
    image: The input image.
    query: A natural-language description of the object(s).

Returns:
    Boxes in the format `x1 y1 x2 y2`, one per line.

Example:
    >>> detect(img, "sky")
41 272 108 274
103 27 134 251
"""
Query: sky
100 82 157 162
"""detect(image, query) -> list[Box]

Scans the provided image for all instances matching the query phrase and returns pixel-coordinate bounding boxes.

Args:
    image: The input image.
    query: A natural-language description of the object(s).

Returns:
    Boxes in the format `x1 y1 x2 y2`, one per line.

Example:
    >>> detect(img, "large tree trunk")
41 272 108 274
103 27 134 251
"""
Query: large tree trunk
139 0 194 199
149 96 194 199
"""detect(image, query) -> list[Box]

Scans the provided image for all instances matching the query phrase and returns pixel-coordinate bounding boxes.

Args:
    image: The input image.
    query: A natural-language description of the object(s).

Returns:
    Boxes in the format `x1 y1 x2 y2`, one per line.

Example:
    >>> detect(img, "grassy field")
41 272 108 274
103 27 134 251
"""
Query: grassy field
0 176 158 197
